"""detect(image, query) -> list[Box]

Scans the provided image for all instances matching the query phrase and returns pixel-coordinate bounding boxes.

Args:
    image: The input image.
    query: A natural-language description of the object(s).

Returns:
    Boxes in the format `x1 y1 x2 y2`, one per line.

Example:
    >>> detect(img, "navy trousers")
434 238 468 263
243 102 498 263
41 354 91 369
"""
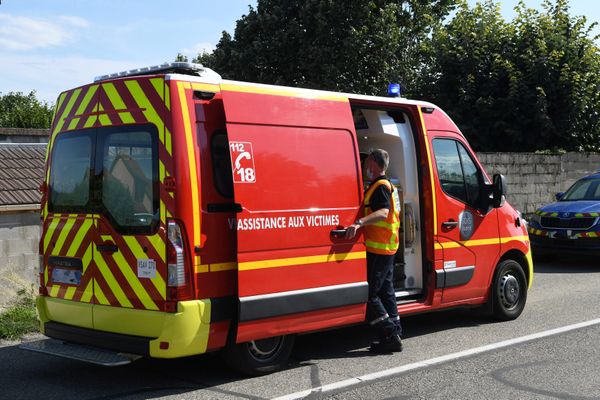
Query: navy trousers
366 252 402 339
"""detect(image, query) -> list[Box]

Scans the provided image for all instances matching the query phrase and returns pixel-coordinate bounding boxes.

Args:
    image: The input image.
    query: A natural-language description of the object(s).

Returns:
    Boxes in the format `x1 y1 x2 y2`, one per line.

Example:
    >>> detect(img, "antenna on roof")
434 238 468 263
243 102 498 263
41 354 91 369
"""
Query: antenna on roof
94 62 221 82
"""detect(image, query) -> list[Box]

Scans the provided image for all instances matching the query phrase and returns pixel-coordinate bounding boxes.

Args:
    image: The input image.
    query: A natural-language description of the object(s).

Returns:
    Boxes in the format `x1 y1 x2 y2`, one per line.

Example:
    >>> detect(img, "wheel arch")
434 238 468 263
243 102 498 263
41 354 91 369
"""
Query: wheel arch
498 249 532 289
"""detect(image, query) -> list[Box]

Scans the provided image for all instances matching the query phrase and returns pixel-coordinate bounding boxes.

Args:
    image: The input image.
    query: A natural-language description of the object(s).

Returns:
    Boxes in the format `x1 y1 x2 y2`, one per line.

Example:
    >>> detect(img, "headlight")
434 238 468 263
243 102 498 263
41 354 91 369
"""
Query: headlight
529 213 542 226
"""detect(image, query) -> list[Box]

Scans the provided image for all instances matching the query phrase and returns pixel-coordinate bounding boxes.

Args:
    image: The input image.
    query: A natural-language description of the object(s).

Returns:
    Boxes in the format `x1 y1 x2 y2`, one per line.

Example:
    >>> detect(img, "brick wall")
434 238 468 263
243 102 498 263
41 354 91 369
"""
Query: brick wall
477 152 600 215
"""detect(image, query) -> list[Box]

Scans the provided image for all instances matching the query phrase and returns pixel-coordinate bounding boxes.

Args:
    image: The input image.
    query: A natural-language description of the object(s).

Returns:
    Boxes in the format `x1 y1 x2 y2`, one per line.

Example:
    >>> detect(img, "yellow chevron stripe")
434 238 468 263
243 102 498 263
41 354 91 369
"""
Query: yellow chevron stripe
52 88 82 135
145 233 166 263
43 217 61 253
123 236 166 300
95 251 133 308
110 242 158 310
164 83 171 110
66 218 93 257
84 113 97 128
150 78 164 102
53 215 78 255
97 103 111 126
64 286 76 300
103 82 135 124
81 242 93 272
239 251 365 272
67 85 99 130
49 285 60 297
124 79 167 145
94 279 109 305
81 275 93 303
177 82 201 254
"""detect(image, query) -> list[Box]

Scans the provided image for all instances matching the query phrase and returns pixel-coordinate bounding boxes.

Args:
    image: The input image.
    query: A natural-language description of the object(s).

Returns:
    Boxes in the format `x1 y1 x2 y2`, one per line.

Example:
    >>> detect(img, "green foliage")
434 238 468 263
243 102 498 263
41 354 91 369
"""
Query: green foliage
421 0 600 152
194 0 456 96
0 91 54 129
186 0 600 152
0 288 38 340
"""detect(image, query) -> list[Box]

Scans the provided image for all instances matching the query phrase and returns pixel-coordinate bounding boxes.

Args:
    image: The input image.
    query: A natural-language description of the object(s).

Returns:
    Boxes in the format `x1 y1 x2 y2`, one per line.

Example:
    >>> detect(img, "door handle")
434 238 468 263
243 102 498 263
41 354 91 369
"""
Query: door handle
330 229 348 238
97 241 118 253
442 220 459 228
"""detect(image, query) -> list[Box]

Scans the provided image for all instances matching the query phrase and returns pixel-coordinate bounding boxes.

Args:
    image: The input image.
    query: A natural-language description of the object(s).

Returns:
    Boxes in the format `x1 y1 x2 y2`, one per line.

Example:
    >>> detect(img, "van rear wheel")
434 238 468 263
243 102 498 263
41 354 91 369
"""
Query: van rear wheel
492 259 527 321
222 334 295 376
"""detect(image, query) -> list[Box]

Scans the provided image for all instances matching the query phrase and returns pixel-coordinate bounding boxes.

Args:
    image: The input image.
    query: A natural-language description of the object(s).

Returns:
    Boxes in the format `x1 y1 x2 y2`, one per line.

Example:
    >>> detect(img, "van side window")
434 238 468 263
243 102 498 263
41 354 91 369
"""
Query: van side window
433 138 482 208
211 132 234 198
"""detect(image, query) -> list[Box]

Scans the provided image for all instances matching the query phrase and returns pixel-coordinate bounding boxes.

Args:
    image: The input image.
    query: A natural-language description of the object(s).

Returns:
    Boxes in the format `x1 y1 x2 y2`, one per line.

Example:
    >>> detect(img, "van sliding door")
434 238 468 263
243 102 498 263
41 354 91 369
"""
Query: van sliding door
220 83 368 343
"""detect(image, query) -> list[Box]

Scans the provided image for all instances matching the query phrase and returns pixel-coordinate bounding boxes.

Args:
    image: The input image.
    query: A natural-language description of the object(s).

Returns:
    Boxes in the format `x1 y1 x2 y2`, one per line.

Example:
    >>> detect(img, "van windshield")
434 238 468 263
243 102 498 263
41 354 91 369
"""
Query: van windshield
49 125 159 234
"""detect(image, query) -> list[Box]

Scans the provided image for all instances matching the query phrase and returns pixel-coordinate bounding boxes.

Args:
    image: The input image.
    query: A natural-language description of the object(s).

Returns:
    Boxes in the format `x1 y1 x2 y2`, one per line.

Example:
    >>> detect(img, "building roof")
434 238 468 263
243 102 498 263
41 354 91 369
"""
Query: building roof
0 143 46 208
0 127 50 137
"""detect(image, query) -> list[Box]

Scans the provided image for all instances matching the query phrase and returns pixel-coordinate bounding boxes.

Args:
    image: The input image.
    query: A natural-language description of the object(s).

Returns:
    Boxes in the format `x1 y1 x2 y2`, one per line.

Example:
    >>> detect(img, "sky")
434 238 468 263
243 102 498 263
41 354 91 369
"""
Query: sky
0 0 598 104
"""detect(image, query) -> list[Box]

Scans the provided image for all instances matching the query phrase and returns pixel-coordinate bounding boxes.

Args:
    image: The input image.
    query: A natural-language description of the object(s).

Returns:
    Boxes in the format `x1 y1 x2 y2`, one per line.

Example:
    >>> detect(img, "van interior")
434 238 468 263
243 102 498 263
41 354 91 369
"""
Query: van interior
352 106 423 301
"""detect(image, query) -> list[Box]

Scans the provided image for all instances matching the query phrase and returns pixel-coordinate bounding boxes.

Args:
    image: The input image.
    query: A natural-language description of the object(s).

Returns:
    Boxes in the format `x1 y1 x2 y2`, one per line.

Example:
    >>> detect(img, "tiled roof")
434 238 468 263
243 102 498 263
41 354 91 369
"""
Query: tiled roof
0 144 46 206
0 127 50 137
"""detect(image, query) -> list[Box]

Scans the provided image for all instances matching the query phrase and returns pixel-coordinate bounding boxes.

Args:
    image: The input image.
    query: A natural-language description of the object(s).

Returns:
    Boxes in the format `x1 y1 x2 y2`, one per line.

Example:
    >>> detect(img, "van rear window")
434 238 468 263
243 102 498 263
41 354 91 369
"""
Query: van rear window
48 125 159 235
49 132 93 211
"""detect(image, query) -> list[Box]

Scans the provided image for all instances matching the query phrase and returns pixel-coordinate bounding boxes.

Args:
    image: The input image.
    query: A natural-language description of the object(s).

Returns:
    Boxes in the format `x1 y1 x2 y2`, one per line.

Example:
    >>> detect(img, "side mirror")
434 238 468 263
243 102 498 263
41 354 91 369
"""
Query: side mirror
555 192 565 201
492 174 507 208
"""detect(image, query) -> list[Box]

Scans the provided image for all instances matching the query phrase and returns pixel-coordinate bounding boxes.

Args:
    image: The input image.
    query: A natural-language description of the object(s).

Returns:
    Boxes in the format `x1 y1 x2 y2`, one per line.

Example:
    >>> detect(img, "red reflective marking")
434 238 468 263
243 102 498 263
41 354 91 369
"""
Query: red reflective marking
75 92 99 130
137 78 169 118
98 224 165 307
52 91 74 132
112 80 147 123
99 252 146 309
97 88 124 125
93 268 121 307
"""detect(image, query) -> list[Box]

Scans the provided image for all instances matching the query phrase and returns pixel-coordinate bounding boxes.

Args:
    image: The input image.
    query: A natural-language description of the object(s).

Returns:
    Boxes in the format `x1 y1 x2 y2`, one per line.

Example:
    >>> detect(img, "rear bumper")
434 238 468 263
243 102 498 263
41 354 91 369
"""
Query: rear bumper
37 296 211 358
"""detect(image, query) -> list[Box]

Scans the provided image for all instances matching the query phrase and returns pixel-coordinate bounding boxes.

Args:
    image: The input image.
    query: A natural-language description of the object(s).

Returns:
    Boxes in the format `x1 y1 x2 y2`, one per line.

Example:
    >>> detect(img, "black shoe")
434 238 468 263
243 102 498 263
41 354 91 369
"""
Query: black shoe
369 335 402 354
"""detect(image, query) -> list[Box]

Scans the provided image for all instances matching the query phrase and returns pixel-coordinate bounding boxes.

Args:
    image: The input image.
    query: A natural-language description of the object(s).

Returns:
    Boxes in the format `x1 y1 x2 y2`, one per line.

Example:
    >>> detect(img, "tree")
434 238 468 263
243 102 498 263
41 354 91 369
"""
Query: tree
0 91 54 129
194 0 457 96
422 0 600 152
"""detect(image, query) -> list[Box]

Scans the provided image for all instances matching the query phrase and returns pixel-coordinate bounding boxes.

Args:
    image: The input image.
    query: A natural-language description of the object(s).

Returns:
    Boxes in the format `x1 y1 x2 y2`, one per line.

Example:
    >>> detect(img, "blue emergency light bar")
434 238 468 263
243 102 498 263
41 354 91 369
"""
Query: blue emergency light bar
388 83 401 97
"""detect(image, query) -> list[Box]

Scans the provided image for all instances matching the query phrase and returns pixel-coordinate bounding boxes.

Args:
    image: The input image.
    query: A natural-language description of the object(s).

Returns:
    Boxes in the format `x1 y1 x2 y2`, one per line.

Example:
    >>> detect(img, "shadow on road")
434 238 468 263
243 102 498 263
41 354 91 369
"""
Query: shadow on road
292 308 493 364
533 254 600 274
2 307 495 400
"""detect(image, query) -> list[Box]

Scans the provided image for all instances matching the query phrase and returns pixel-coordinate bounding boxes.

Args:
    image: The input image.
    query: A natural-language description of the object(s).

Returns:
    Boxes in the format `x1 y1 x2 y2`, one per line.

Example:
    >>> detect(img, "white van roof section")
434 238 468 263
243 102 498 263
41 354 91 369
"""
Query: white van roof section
94 62 222 83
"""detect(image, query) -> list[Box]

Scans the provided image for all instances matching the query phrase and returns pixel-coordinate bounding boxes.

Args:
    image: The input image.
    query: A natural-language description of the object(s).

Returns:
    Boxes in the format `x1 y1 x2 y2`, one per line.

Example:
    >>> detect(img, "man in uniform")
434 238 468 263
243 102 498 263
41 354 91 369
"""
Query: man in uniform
346 149 402 353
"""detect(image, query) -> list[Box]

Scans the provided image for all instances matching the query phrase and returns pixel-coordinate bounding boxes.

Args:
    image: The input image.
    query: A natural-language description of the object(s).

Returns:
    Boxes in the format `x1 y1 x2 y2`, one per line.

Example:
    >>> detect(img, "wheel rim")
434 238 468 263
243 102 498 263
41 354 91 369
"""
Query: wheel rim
499 273 521 310
247 336 284 362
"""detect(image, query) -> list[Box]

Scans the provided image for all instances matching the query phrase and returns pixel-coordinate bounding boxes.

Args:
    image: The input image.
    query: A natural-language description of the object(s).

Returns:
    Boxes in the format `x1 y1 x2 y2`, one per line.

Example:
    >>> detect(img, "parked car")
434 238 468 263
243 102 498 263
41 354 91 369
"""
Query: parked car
528 171 600 256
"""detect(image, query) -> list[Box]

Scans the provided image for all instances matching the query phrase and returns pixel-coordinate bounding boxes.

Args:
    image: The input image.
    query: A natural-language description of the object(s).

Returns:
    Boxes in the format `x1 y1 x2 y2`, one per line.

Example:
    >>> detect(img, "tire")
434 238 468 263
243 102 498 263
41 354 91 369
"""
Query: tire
222 334 295 376
491 259 527 321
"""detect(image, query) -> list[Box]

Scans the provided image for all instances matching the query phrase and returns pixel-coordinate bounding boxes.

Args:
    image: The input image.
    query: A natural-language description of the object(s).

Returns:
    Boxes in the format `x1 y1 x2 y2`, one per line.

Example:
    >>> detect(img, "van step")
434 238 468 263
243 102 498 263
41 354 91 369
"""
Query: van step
20 339 141 366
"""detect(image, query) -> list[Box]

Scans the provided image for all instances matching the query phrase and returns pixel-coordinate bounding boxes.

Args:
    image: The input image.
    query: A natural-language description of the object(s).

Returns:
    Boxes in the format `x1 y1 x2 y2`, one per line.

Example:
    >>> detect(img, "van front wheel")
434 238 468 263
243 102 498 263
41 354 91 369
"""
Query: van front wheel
492 259 527 321
222 334 295 376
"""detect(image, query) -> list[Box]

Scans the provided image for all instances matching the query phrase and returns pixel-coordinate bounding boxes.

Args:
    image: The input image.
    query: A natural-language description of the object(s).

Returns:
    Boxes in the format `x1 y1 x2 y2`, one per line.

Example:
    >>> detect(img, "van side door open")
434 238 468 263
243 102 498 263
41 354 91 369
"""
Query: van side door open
220 84 368 343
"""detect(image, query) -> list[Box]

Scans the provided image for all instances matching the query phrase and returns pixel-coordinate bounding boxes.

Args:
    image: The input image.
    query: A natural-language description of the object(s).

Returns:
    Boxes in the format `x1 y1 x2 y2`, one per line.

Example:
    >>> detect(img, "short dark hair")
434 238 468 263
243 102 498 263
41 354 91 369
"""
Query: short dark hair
369 149 389 170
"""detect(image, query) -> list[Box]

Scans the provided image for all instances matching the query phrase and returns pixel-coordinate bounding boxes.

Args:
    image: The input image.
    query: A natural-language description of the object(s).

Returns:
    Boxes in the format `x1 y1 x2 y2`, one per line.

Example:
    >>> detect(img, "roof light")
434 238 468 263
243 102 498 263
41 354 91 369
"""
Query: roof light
387 83 401 97
94 62 221 82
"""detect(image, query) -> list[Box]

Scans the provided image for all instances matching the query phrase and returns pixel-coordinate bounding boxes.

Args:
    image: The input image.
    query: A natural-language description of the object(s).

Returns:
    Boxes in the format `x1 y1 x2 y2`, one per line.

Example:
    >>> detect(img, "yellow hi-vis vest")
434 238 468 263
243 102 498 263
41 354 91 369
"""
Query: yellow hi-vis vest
364 179 401 255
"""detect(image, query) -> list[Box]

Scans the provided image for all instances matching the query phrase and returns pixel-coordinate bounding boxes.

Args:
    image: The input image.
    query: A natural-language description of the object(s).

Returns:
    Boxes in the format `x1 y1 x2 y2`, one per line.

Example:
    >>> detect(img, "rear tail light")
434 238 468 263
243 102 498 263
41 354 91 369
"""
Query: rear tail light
165 219 192 311
167 221 186 287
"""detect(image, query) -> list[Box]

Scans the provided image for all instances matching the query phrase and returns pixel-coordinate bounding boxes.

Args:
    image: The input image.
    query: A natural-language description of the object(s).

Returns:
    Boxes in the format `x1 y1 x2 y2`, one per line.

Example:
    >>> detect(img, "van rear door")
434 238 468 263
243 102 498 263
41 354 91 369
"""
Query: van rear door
220 83 368 343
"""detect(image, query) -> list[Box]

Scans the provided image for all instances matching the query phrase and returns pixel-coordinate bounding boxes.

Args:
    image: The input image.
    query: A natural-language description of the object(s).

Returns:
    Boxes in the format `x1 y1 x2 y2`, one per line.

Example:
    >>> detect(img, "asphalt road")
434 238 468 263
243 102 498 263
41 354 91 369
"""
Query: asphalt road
2 254 599 400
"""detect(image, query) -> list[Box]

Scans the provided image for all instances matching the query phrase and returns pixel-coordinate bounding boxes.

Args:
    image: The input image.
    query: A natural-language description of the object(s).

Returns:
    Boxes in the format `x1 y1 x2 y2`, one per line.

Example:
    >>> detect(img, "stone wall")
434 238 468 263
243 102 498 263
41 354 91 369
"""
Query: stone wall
0 211 40 308
0 127 49 143
477 152 600 215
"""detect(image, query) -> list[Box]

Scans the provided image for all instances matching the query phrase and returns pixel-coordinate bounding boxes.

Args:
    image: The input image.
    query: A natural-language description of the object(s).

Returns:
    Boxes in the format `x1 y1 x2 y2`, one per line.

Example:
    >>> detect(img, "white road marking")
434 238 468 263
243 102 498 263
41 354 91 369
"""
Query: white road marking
274 318 600 400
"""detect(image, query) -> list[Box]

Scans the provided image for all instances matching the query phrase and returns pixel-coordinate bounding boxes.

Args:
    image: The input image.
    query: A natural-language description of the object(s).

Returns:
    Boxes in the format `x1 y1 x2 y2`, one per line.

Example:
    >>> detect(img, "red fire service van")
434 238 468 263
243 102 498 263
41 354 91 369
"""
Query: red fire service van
22 63 532 375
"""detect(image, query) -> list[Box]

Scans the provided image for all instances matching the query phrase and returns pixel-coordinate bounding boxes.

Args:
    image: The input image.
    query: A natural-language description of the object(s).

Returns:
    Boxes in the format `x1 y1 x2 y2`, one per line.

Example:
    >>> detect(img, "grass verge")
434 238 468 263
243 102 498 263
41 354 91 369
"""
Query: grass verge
0 288 38 340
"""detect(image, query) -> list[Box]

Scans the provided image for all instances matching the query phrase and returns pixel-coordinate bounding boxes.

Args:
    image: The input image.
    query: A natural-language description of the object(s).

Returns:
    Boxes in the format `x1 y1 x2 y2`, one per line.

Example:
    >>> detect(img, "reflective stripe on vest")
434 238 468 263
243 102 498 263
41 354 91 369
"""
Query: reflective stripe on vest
364 179 401 255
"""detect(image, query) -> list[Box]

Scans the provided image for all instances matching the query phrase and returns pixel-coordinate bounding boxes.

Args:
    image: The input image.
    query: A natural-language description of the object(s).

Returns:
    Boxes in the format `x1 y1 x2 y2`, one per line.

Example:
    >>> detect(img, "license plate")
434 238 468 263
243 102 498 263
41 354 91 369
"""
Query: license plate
51 268 82 285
